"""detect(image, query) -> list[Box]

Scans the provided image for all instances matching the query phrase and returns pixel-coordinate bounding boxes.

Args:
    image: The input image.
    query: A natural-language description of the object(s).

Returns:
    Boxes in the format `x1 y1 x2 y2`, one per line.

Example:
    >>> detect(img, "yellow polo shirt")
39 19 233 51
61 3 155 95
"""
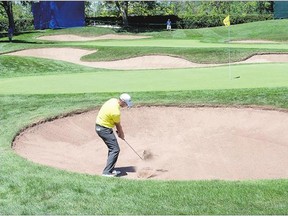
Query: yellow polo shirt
96 98 120 128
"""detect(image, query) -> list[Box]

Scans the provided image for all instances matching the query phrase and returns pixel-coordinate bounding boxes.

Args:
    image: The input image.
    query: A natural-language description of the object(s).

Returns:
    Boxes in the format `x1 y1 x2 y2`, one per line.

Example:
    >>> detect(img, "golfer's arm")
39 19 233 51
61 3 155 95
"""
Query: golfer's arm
115 122 124 140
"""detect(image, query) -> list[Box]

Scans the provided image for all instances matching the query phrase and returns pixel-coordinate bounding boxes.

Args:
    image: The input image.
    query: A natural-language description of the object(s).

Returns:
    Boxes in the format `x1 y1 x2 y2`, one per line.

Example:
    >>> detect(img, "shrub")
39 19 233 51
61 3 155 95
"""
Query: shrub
0 18 34 32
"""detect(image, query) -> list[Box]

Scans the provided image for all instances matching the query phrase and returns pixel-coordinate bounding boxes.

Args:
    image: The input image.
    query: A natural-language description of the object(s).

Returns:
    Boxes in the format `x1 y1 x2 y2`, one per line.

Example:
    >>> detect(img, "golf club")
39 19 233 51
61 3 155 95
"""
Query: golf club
123 139 144 160
116 130 144 160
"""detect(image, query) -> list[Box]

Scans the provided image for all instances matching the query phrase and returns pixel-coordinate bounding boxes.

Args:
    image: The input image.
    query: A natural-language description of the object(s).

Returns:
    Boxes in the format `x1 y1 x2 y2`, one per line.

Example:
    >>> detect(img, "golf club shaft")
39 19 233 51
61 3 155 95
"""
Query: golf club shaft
124 139 143 160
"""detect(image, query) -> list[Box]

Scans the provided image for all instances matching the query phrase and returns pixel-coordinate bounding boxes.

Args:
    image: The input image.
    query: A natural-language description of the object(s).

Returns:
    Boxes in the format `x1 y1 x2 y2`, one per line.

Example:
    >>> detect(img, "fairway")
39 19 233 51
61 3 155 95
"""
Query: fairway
0 63 287 94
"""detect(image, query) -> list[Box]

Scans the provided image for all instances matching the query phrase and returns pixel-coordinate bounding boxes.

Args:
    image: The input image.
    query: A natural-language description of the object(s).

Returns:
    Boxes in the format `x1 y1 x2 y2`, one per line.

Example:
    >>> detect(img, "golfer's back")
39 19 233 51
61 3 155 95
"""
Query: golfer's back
96 98 120 128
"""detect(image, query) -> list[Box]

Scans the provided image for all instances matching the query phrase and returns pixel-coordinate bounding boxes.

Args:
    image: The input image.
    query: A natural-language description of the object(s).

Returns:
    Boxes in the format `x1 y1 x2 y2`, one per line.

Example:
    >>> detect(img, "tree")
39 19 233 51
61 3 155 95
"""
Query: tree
0 1 15 32
98 1 165 27
115 1 128 27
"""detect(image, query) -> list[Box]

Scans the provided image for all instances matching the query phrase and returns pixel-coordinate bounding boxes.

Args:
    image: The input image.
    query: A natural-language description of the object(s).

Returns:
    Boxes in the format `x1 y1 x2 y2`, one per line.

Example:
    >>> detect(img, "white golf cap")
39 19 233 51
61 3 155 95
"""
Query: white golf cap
120 93 133 107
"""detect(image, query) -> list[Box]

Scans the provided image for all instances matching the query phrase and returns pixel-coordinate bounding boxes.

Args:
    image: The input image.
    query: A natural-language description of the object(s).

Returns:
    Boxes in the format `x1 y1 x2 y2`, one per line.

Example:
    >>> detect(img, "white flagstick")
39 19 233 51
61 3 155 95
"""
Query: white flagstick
228 25 232 80
223 15 232 80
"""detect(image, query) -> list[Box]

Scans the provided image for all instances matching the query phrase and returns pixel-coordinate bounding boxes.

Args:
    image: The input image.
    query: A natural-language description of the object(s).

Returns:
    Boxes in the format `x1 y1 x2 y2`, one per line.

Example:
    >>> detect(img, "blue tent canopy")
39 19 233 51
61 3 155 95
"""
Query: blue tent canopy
32 1 85 29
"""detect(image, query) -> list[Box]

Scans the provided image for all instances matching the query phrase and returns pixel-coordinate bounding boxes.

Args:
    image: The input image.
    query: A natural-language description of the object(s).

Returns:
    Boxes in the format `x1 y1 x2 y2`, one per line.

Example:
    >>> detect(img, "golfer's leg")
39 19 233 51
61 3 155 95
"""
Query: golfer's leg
96 127 120 174
103 135 120 174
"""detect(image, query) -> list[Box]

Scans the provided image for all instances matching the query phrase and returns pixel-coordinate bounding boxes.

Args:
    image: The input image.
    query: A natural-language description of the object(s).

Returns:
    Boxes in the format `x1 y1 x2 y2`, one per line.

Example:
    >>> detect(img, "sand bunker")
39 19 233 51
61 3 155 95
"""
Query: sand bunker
6 48 288 70
13 107 288 180
38 34 151 41
5 48 207 70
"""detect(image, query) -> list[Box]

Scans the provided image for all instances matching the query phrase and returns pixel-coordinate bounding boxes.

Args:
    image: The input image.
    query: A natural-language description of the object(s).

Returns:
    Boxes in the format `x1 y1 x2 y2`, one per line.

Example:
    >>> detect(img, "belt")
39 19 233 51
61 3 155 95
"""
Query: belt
96 124 111 129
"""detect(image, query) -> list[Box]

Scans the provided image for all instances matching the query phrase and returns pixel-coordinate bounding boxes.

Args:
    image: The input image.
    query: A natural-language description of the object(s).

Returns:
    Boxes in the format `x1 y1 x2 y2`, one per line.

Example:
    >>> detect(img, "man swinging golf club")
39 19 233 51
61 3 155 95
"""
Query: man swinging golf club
95 93 133 177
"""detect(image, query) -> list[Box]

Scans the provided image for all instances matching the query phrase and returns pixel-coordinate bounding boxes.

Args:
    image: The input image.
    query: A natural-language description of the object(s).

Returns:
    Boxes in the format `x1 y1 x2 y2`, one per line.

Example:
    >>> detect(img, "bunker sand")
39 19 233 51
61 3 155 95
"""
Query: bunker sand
13 107 288 180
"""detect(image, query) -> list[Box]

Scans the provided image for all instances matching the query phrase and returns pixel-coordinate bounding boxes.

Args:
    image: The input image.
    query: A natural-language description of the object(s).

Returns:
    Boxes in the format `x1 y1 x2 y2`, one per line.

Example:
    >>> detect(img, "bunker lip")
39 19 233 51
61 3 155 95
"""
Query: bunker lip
12 105 288 181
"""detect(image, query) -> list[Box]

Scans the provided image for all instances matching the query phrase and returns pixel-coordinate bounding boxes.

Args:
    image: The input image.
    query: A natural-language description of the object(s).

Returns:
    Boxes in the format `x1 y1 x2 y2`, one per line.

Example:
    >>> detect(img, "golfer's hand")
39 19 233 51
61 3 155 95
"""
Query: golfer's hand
119 132 125 140
116 130 125 140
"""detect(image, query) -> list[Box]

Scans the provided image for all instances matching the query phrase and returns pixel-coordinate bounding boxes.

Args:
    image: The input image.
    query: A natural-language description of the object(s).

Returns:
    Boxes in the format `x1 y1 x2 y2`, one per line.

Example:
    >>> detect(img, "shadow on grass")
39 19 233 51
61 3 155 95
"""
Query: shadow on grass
0 31 52 44
0 39 41 44
0 31 40 37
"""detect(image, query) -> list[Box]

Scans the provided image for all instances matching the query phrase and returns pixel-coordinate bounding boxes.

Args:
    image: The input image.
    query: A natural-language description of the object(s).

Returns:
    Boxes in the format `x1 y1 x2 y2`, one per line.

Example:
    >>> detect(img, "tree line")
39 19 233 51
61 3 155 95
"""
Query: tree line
1 1 274 32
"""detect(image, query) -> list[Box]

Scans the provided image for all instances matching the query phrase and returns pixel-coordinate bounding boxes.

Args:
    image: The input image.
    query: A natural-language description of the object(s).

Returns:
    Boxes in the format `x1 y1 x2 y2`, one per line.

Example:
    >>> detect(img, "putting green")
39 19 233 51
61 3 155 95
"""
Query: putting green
0 63 287 95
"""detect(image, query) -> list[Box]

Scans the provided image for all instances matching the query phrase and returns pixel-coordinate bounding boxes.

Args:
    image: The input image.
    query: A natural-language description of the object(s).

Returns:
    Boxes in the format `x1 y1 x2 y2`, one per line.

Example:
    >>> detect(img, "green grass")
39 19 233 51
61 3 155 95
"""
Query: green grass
1 19 288 214
0 56 105 78
63 38 288 49
1 63 288 94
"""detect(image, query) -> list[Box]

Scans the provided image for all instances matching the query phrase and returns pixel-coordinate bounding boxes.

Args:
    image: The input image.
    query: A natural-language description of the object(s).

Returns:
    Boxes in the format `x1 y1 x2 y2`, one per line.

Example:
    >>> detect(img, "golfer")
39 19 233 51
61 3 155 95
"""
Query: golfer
95 93 133 177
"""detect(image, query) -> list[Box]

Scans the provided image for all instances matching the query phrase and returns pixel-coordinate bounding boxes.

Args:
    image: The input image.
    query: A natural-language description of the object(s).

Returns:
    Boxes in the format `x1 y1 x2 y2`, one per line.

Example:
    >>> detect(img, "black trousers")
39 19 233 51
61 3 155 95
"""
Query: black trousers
96 124 120 174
